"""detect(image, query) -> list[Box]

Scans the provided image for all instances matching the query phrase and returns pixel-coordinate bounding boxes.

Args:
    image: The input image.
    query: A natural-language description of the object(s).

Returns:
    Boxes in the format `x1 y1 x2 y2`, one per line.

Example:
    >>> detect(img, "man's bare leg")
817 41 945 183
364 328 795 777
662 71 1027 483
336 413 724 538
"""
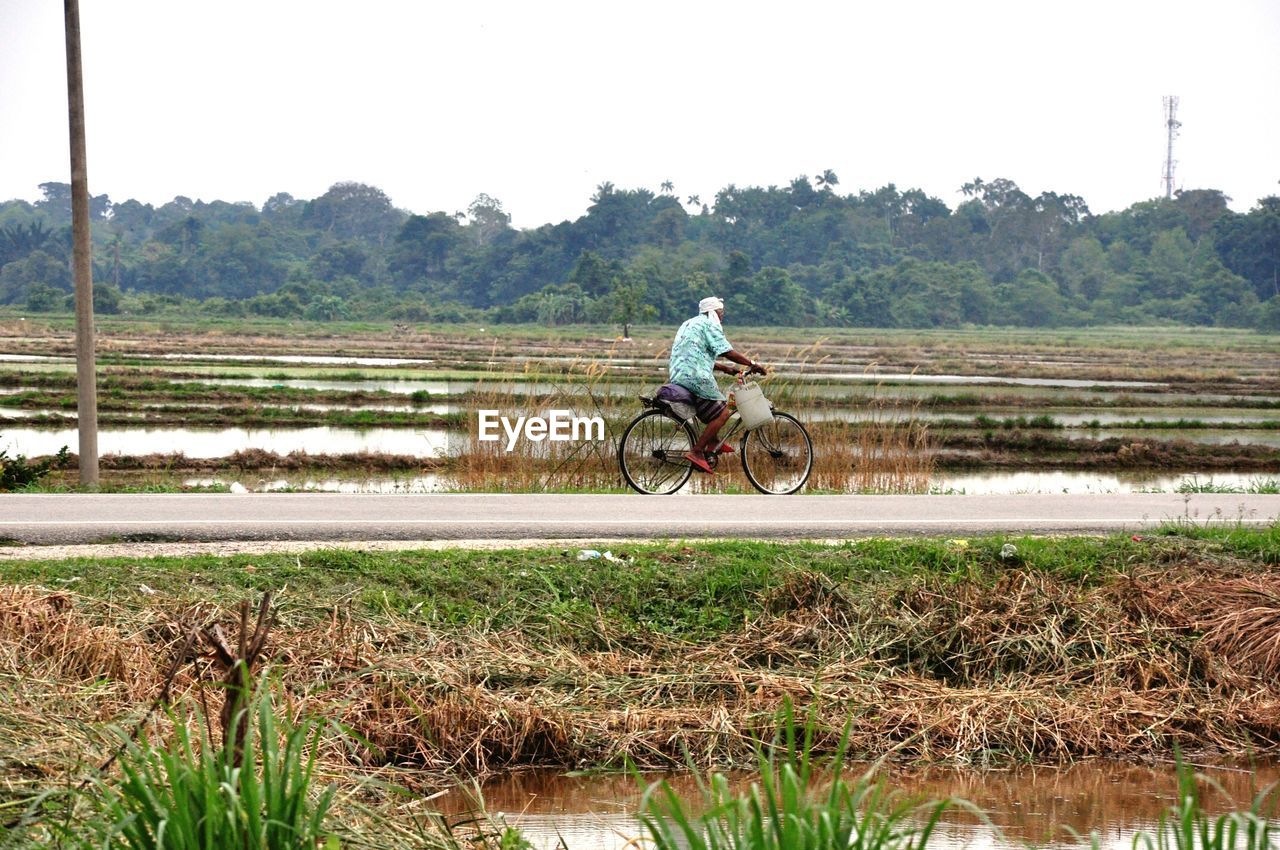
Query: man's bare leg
692 405 733 456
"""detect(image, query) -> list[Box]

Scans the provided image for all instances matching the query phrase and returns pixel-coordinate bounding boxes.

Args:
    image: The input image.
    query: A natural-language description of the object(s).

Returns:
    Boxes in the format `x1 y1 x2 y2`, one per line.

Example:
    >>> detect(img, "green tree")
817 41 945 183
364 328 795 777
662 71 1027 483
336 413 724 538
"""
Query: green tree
93 282 122 314
607 273 655 338
465 194 512 248
0 220 56 266
301 182 406 245
1214 197 1280 301
994 269 1066 326
391 213 462 284
1058 236 1109 300
309 240 369 282
726 266 808 325
1141 228 1194 299
25 281 65 312
0 250 71 304
568 250 619 297
1259 295 1280 331
1173 188 1230 241
1191 259 1254 321
304 295 351 321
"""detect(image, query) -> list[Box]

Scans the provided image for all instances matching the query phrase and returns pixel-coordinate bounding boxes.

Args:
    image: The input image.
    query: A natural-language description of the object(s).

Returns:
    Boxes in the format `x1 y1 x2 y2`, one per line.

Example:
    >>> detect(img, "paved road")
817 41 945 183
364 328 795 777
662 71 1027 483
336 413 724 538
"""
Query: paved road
1 493 1277 545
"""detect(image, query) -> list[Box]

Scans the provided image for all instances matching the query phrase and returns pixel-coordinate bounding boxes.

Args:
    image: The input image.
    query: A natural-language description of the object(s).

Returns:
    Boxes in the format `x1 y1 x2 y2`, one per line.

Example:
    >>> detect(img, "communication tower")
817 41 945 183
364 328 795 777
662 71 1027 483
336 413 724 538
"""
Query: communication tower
1162 96 1181 200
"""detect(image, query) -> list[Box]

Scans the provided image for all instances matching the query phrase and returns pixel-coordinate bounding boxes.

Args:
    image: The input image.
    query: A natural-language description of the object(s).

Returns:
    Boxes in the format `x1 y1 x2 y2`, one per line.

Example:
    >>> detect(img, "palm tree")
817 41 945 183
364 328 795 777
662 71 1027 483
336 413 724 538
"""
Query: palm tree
660 180 674 195
815 169 840 191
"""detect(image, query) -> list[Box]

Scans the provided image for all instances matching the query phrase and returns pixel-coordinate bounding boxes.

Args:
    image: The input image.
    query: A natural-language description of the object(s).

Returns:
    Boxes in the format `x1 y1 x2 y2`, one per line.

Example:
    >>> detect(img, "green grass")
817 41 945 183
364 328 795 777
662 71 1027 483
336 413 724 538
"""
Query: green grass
639 706 954 850
1123 758 1278 850
1173 477 1280 495
4 528 1275 642
74 686 335 844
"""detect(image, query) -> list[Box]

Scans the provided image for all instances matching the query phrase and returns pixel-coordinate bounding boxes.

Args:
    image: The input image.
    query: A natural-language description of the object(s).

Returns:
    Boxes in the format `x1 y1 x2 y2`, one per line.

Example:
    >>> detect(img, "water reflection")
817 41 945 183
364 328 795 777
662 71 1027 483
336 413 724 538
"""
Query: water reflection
434 761 1280 850
153 353 434 366
183 475 450 493
816 373 1166 389
164 376 1276 408
166 471 1276 496
1 426 451 458
170 377 457 394
0 354 70 363
930 471 1279 495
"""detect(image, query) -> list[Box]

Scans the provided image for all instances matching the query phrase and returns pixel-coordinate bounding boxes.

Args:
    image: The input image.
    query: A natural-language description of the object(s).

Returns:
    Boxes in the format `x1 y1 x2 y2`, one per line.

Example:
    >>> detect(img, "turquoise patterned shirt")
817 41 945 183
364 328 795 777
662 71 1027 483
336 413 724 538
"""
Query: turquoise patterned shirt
668 315 733 400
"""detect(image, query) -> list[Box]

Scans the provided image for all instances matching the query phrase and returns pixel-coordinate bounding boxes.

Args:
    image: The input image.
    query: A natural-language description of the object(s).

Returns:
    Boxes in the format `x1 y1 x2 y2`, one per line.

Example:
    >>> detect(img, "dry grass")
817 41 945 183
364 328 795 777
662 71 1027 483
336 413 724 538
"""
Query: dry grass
1130 574 1280 682
445 342 935 493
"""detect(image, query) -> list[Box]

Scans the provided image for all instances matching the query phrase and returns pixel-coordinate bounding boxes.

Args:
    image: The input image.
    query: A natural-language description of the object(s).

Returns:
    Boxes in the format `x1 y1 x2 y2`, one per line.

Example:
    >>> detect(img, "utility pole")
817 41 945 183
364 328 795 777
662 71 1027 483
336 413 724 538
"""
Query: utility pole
64 0 99 485
1162 96 1181 201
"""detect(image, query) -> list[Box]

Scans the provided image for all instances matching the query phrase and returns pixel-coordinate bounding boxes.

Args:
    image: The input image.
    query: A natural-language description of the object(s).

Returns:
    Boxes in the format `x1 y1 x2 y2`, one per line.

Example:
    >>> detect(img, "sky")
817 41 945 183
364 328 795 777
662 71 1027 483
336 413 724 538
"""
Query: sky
2 0 1278 229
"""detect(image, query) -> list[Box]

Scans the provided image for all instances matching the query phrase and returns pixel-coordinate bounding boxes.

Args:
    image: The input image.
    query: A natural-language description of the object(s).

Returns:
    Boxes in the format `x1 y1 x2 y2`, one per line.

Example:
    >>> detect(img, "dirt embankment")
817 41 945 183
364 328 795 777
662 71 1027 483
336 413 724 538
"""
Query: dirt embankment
5 550 1280 783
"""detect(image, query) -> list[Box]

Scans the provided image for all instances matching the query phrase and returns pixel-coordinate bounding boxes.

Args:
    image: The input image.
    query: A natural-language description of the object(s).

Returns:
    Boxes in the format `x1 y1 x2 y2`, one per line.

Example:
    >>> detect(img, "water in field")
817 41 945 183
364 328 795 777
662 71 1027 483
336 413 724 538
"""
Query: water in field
1 425 450 458
160 375 1276 408
929 470 1278 495
1084 429 1280 448
152 353 435 366
434 761 1280 850
816 372 1166 389
164 470 1279 495
796 406 1280 426
169 377 458 394
0 353 70 363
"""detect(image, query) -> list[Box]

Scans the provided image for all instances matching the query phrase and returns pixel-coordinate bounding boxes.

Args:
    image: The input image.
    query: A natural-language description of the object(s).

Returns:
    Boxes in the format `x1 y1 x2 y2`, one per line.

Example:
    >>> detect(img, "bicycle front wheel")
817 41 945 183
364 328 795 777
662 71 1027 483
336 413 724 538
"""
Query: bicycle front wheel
741 412 813 495
619 409 696 495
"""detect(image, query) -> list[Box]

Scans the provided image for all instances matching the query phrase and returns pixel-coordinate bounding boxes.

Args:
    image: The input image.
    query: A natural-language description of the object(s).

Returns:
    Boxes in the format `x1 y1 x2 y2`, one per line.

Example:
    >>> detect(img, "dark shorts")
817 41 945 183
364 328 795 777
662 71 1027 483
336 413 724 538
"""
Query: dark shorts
657 383 726 424
691 396 727 424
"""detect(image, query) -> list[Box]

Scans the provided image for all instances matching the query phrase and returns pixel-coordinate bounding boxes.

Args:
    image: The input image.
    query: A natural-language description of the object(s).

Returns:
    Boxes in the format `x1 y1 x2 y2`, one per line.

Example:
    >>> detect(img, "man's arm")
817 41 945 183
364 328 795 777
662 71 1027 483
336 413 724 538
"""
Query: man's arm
715 350 763 375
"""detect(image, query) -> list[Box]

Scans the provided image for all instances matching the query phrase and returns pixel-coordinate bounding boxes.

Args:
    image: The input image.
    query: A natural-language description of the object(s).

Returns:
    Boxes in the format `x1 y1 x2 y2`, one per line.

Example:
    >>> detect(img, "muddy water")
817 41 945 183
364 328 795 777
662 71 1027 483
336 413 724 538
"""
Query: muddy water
436 762 1280 850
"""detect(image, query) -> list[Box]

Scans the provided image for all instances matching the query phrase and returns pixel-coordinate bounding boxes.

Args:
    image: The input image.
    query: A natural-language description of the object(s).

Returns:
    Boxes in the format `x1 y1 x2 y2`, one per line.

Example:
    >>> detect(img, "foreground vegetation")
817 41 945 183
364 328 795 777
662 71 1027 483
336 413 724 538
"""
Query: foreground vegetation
8 693 1278 848
3 527 1280 782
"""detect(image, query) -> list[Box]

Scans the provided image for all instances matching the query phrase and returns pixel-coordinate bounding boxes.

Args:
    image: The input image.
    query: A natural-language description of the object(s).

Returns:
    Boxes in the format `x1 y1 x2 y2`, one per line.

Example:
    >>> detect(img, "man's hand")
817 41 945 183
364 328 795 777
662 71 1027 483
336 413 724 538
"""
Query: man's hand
747 362 769 376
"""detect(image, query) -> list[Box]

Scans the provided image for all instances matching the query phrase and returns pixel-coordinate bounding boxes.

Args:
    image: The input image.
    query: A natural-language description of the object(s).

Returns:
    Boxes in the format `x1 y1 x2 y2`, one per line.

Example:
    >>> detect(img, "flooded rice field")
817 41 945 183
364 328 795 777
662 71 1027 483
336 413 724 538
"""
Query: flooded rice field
445 761 1280 850
2 322 1277 492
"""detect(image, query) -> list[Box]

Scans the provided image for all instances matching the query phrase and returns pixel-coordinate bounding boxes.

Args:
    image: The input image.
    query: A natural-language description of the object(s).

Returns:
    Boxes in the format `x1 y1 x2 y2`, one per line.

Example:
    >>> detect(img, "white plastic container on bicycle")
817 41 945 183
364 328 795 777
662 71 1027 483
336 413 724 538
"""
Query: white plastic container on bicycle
733 381 774 430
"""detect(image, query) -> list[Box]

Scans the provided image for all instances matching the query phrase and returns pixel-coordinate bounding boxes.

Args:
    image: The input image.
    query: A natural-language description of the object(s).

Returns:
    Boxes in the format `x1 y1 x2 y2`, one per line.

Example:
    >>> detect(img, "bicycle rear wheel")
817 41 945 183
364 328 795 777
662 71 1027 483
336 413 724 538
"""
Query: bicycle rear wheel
619 408 696 495
741 412 813 495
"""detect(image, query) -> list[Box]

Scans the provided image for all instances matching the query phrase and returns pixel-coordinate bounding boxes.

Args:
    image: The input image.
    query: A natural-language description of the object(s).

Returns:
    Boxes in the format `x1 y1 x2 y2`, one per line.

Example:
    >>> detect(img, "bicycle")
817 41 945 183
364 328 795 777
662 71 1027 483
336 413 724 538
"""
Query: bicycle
618 370 814 495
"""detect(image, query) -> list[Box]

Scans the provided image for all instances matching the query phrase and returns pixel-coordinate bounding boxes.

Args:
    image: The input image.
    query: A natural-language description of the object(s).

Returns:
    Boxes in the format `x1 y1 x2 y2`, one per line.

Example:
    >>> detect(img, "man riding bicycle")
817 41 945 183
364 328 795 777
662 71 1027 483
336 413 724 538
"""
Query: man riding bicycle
661 296 764 474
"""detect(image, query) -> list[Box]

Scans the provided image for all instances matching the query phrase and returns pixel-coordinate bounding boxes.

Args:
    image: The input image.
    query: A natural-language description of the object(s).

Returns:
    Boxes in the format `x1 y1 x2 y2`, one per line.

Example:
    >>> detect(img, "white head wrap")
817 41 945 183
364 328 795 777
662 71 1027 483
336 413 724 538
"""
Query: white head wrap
698 296 724 326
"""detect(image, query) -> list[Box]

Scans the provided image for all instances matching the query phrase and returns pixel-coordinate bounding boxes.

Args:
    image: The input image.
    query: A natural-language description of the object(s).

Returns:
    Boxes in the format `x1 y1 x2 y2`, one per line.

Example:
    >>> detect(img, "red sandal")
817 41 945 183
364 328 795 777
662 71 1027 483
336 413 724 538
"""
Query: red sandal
685 452 714 474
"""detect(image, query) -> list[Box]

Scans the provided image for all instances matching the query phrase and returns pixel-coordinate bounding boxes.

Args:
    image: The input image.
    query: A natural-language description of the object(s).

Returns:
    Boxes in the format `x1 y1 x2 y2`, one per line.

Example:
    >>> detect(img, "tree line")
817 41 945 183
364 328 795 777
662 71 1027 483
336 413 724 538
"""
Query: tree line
1 174 1277 330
